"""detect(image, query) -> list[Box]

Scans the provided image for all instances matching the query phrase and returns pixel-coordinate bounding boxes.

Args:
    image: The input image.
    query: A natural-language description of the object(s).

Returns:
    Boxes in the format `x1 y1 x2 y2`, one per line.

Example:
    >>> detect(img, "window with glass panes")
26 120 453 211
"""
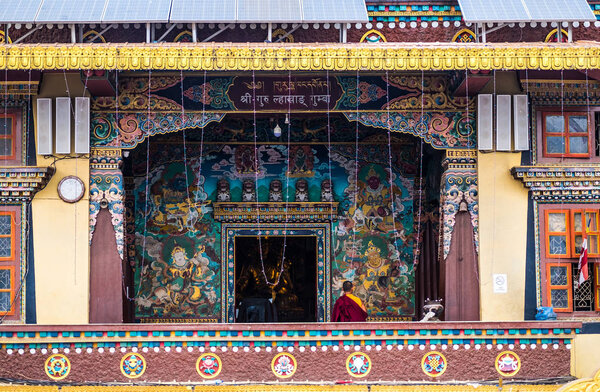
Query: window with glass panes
542 206 600 312
0 211 16 316
0 114 15 160
542 112 591 158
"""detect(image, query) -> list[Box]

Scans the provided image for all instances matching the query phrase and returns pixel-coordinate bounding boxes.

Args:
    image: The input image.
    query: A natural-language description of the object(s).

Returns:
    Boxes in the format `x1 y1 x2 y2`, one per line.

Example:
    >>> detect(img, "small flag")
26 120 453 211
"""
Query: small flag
578 233 589 288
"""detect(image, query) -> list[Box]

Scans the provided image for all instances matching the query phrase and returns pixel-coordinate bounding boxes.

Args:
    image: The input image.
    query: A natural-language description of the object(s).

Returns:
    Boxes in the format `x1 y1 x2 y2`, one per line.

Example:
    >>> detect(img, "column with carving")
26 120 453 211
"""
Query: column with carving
89 148 124 323
439 150 480 321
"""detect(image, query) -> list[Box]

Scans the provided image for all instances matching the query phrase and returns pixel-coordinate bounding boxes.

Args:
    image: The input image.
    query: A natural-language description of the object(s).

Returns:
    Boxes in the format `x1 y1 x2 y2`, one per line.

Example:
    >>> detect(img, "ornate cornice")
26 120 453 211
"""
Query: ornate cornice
2 43 600 71
512 165 600 200
442 150 477 170
213 202 339 223
0 166 55 202
90 148 122 170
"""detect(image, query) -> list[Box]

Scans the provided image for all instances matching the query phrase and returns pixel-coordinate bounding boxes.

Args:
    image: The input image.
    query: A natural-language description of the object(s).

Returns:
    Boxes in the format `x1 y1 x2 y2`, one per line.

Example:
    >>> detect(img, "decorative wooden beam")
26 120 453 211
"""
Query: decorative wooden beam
1 43 600 71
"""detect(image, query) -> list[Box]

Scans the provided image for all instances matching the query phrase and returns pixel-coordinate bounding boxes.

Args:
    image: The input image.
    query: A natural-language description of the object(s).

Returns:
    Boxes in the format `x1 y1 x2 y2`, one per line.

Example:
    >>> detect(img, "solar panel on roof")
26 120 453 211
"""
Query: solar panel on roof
237 0 302 22
170 0 236 23
36 0 107 23
302 0 368 23
524 0 595 22
0 0 43 23
102 0 172 23
458 0 530 23
459 0 595 23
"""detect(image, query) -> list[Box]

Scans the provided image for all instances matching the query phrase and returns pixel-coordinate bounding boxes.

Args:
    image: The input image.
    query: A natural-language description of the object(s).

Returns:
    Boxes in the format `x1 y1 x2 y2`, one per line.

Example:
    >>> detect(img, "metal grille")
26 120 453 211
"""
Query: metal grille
573 264 595 311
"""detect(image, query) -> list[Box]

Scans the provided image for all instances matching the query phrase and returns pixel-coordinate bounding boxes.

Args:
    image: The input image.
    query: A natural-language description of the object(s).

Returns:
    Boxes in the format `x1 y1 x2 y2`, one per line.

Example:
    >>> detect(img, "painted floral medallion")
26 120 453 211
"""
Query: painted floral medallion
196 353 222 378
495 351 521 377
45 354 71 380
346 352 372 377
271 352 297 378
120 352 147 378
421 351 447 377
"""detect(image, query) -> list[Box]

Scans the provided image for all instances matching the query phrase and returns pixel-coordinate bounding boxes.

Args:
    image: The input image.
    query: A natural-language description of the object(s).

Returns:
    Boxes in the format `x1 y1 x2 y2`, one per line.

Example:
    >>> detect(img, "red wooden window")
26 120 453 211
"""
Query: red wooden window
0 113 16 160
572 210 600 257
596 264 600 311
0 210 17 316
542 112 591 158
545 210 570 258
546 263 573 312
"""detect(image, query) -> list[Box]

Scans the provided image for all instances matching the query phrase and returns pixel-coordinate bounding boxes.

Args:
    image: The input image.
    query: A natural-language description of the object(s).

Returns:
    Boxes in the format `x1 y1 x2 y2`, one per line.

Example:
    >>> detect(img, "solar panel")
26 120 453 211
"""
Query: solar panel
170 0 236 23
35 0 108 23
524 0 595 22
302 0 368 23
237 0 302 22
458 0 530 23
103 0 172 23
0 0 43 23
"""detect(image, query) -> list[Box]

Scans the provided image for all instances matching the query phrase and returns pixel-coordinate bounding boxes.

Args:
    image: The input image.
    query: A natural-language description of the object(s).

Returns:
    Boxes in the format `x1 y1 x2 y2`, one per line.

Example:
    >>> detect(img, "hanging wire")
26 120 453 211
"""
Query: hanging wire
325 70 335 234
384 71 400 258
180 70 191 214
250 70 267 285
352 69 360 252
136 70 152 297
413 70 425 266
195 71 207 206
465 68 479 283
62 69 89 285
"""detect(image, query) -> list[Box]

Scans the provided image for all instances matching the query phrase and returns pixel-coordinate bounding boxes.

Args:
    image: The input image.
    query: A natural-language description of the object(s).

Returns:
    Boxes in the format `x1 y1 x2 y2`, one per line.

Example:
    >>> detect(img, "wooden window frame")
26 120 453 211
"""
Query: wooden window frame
0 266 16 316
0 211 15 262
545 262 573 312
595 263 600 311
545 209 571 258
542 112 592 158
0 113 16 161
0 206 20 321
571 209 600 258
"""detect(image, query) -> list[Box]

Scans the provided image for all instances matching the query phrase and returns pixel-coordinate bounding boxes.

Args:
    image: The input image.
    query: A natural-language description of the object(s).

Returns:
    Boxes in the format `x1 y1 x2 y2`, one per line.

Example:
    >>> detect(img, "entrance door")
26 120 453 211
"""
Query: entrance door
234 236 317 322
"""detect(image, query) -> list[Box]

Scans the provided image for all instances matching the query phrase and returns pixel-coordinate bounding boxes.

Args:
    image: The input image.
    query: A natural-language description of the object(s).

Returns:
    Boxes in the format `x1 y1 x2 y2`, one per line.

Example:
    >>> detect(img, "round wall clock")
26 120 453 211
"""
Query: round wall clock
57 176 85 203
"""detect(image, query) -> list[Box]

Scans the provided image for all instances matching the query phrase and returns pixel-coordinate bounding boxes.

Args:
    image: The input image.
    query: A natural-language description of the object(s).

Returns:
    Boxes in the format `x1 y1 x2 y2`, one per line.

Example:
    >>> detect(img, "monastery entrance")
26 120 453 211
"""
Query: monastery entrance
234 236 317 323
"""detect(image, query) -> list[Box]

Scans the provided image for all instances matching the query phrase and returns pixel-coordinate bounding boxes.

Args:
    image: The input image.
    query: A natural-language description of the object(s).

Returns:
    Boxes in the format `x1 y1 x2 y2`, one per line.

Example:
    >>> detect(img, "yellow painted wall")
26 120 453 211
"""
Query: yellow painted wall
32 73 91 324
572 334 600 378
477 152 529 321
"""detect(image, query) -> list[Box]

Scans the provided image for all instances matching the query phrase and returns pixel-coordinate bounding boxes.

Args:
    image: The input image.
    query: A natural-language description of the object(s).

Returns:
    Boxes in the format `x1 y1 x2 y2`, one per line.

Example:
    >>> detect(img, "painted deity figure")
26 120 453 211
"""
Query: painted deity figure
216 178 231 202
295 179 309 202
269 180 283 202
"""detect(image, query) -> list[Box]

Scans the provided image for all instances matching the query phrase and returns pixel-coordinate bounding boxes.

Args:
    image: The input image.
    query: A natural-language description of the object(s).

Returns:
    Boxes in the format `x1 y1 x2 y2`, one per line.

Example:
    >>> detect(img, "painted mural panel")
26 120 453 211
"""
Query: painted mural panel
131 125 418 321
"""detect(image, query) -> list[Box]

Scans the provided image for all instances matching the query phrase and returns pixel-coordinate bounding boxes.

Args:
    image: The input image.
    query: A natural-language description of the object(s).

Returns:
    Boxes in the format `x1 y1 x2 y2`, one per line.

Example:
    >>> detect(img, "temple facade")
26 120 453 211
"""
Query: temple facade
0 0 600 389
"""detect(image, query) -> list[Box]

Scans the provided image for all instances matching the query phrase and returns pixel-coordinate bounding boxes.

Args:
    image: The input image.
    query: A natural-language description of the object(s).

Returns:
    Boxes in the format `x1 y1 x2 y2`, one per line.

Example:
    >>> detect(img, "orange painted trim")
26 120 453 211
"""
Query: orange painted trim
0 211 15 262
595 263 600 311
541 112 592 159
545 210 571 259
0 113 16 161
0 265 16 315
545 262 573 312
571 209 600 258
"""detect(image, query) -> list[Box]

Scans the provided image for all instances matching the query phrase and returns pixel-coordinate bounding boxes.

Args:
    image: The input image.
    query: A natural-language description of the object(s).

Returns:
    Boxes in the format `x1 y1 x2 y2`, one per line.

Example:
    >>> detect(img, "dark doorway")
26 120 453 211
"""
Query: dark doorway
235 236 317 323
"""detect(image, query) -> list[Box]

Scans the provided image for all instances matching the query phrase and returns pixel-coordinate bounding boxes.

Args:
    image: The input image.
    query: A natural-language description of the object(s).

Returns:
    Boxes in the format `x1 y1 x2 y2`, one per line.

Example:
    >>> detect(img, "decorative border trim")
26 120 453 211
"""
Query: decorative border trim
0 166 55 202
214 202 339 223
3 44 600 71
221 223 331 323
511 165 600 201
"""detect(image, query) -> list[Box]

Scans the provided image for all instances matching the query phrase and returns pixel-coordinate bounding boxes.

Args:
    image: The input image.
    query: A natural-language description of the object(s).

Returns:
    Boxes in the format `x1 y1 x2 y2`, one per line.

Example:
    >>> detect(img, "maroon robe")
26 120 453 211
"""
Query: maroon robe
332 294 368 322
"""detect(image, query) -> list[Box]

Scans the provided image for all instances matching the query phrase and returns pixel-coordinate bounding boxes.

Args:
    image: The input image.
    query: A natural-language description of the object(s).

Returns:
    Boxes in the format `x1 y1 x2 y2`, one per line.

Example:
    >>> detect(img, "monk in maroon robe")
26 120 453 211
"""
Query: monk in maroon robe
332 281 368 322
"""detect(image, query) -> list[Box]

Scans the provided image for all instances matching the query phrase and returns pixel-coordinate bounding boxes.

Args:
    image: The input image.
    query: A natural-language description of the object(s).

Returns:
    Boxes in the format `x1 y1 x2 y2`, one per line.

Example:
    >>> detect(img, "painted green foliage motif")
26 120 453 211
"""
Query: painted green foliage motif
132 134 417 320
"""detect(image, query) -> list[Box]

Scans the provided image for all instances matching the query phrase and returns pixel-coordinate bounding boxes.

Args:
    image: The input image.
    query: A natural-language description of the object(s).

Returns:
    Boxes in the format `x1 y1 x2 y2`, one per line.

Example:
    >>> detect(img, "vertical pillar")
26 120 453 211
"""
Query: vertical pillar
439 150 480 321
89 148 124 323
